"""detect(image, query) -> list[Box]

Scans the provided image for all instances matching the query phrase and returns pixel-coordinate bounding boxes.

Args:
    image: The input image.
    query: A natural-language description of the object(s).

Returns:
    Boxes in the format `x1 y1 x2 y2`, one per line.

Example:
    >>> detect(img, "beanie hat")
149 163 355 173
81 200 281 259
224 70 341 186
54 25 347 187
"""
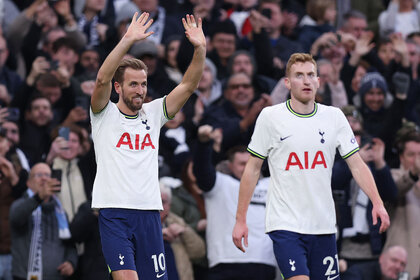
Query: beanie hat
358 72 388 97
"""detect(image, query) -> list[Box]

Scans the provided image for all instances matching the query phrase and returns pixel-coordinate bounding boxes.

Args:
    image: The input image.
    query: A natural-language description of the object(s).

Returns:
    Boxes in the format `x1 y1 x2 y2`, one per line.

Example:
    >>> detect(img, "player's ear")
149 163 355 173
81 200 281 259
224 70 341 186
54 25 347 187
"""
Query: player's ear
114 81 122 94
284 77 291 90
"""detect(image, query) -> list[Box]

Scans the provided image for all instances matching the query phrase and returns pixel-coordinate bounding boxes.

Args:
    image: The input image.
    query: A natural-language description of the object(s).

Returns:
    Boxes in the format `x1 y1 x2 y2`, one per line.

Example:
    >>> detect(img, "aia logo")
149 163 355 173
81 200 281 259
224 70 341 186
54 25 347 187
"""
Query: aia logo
116 133 155 150
285 151 327 170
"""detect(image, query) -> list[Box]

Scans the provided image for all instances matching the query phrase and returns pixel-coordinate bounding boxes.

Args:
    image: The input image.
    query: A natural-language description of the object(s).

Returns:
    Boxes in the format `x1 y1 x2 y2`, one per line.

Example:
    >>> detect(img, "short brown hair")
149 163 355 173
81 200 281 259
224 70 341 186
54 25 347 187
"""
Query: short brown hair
227 145 248 162
306 0 335 22
286 53 317 77
114 58 148 84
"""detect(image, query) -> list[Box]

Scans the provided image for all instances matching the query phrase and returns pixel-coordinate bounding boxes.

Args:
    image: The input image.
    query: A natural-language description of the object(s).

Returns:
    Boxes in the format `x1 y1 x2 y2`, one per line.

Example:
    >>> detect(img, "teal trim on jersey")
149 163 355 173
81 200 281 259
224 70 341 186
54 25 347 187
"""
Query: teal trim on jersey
163 96 174 120
120 110 139 119
342 147 360 159
247 147 267 159
286 99 318 118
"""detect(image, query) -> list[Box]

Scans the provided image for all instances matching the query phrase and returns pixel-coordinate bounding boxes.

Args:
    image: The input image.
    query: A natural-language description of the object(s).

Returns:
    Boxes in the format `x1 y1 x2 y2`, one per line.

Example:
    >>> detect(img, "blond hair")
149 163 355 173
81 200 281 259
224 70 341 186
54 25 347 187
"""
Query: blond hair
285 53 317 77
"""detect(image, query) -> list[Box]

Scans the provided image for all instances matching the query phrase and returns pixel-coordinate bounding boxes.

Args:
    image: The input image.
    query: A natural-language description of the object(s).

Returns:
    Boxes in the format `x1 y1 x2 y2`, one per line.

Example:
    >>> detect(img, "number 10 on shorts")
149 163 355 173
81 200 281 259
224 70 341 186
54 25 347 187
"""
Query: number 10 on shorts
151 253 166 273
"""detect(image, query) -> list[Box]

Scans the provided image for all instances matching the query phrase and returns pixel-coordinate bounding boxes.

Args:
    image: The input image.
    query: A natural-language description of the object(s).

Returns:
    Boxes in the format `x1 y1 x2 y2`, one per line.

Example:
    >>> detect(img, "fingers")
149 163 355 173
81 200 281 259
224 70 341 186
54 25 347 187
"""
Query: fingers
379 212 390 233
372 212 377 225
131 12 139 24
182 14 200 29
233 236 245 252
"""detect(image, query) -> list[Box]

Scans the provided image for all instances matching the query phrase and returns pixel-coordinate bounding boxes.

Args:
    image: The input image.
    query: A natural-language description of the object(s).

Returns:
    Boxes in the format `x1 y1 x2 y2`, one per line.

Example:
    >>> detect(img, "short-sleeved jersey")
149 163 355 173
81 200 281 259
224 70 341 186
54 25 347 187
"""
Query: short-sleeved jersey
90 97 171 210
248 100 359 234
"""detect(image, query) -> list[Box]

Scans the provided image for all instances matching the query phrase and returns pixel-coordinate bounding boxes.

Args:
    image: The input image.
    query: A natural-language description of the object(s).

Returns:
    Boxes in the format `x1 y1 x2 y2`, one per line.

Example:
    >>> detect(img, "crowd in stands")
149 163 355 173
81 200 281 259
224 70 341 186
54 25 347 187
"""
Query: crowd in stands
0 0 419 279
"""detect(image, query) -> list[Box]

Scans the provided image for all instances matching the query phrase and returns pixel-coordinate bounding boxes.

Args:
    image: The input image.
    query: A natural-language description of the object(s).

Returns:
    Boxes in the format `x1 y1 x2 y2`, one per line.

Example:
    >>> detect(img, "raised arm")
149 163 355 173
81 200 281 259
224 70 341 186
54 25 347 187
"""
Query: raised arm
345 152 390 233
232 155 264 252
91 12 154 113
165 15 206 117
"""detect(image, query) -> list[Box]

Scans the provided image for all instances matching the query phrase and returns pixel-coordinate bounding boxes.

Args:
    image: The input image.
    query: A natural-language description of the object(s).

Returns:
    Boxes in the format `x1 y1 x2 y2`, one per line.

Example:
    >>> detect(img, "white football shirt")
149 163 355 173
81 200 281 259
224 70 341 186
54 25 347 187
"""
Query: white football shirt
248 100 359 234
90 97 171 210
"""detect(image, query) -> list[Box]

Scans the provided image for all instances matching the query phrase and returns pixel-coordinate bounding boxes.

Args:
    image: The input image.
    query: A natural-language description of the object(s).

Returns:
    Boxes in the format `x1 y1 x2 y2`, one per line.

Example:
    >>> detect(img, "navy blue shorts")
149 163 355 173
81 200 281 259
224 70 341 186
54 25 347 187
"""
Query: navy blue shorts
269 230 340 280
98 208 168 280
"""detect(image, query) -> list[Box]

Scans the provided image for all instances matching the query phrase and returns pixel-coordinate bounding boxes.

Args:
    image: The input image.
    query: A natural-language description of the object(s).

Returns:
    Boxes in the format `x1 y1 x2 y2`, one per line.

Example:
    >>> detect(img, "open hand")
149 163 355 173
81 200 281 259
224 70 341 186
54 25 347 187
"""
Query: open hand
182 15 206 48
124 12 154 43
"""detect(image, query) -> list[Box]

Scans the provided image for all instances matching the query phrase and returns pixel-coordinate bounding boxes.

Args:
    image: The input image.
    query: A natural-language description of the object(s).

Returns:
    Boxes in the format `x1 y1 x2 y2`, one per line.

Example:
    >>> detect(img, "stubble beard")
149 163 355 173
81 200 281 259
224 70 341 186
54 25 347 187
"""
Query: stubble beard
122 89 143 112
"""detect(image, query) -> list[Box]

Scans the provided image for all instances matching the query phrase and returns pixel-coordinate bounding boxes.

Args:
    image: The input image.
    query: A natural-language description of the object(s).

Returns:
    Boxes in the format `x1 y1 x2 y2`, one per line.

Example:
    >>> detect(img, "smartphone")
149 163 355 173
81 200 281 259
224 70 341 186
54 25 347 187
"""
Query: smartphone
261 8 272 19
50 60 59 70
51 169 62 191
58 126 70 141
75 96 90 112
6 107 20 122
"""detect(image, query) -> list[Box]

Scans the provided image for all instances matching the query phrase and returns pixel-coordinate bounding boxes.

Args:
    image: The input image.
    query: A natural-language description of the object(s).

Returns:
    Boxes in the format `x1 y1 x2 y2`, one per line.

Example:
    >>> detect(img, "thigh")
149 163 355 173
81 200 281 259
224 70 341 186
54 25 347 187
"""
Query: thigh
98 209 136 272
132 210 168 280
268 231 310 279
308 234 340 280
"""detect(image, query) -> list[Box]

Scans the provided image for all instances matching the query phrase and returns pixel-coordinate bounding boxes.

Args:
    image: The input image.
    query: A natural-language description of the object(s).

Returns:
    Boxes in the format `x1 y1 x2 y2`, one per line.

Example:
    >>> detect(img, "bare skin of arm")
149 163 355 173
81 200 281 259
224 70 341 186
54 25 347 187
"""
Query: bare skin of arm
165 15 206 117
232 156 264 252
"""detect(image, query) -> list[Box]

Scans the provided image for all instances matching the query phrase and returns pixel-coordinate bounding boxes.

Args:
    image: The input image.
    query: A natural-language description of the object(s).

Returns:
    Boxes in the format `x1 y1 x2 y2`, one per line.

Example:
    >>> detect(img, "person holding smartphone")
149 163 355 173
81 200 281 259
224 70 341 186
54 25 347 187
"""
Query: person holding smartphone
45 125 94 223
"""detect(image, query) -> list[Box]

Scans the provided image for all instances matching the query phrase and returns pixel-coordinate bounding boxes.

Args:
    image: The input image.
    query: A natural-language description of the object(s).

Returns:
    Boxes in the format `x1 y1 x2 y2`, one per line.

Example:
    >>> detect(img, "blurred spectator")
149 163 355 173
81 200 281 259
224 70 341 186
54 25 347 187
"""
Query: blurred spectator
163 35 183 84
341 246 408 280
192 0 224 37
131 0 184 54
69 201 107 280
0 34 22 101
257 0 304 76
9 162 77 280
0 127 26 280
226 0 258 38
207 19 238 80
340 10 368 39
384 122 420 280
12 1 86 75
160 111 191 177
128 39 177 99
227 50 277 98
201 72 271 155
298 0 337 52
182 58 223 144
46 125 95 222
73 0 116 49
332 105 397 266
350 1 384 38
193 126 276 280
316 58 348 108
160 182 206 280
405 38 420 79
379 0 420 39
74 47 101 81
354 71 409 164
114 0 140 41
1 120 30 172
20 95 54 166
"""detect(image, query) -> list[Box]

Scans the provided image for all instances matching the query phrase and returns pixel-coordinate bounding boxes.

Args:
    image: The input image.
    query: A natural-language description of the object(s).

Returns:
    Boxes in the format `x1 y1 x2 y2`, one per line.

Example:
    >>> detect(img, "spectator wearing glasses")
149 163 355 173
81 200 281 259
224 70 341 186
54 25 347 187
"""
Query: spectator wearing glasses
201 72 271 156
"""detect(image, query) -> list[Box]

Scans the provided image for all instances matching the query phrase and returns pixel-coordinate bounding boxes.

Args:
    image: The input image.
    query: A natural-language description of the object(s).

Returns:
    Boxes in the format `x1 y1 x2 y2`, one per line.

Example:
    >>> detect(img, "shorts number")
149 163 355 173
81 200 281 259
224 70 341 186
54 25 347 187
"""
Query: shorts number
323 254 339 276
151 253 166 272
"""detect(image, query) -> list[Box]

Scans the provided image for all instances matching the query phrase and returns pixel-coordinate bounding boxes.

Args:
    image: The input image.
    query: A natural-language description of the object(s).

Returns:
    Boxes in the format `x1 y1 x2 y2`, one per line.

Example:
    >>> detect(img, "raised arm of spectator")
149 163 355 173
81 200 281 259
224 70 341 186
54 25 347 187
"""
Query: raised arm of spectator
91 12 154 113
166 15 206 118
192 125 218 192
